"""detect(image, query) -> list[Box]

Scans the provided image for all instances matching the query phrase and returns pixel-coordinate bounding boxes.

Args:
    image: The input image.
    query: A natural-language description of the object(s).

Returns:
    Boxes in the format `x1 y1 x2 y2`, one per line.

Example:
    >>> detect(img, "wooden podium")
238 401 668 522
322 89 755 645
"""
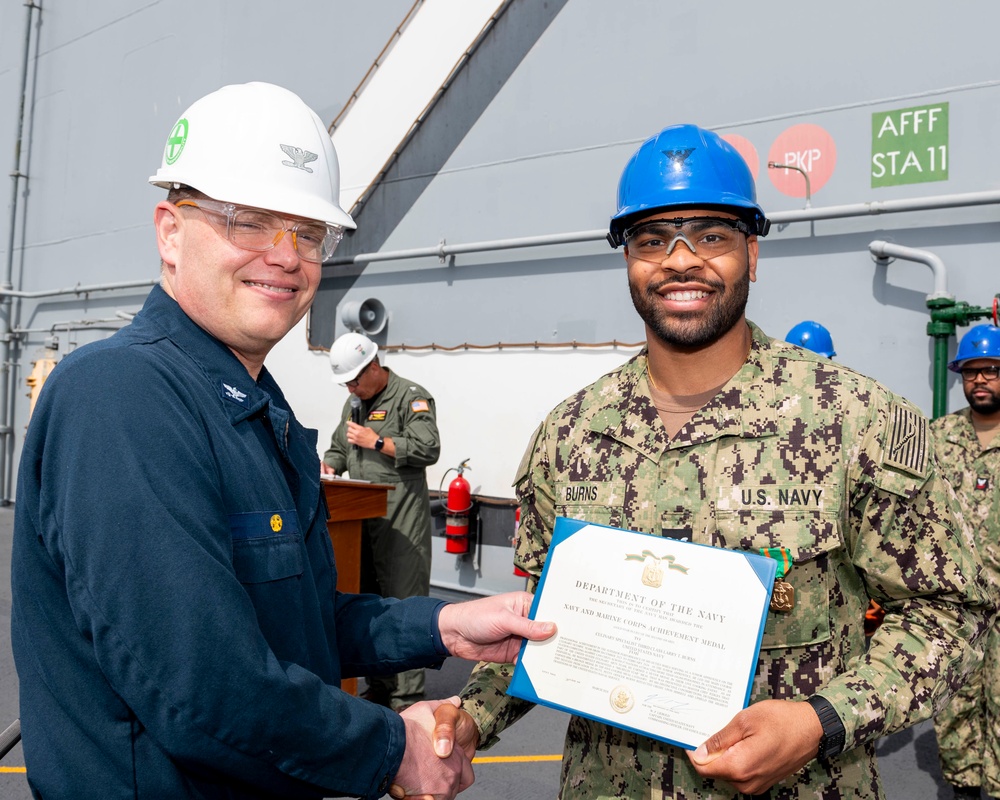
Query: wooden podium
322 477 394 696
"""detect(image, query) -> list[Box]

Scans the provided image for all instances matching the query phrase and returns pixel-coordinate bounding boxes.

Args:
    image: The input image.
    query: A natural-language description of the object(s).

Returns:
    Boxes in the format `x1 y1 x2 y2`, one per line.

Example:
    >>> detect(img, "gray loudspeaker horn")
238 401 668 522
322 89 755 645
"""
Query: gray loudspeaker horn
341 298 386 335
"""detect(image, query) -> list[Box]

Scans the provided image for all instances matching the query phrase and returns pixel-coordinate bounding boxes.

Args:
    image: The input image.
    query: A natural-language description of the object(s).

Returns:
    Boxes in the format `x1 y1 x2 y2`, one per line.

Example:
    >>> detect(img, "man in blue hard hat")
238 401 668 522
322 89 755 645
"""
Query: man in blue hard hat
932 324 1000 800
786 320 836 358
435 123 991 800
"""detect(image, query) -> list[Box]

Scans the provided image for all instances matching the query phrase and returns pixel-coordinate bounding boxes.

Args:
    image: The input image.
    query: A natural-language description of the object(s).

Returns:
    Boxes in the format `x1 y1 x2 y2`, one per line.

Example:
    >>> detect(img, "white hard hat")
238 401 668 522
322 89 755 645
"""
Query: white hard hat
329 332 378 383
149 82 356 230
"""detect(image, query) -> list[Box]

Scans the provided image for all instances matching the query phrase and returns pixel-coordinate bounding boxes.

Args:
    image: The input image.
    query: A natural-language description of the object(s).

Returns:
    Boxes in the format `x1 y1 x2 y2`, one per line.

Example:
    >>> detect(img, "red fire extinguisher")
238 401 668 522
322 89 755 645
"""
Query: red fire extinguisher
443 459 472 554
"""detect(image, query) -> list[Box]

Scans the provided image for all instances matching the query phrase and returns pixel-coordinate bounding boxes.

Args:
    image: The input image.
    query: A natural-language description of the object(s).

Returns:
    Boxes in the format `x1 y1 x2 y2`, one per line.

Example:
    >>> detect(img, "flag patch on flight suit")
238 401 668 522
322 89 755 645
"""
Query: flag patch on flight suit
411 399 430 413
368 410 387 421
883 403 928 477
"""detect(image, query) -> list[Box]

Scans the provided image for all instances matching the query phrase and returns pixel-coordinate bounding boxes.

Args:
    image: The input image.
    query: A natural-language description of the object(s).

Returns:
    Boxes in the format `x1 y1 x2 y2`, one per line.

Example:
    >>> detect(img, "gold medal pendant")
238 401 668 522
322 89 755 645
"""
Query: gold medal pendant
770 579 795 612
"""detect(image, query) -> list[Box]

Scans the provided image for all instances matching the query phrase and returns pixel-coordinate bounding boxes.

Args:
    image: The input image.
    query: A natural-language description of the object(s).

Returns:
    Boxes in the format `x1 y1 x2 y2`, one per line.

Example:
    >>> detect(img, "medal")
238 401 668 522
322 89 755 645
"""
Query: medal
759 547 795 612
771 579 795 612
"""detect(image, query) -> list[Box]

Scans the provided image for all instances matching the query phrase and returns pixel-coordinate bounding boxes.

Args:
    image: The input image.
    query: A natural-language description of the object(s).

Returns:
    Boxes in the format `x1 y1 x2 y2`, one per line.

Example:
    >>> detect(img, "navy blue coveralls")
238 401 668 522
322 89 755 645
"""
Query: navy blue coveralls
11 286 447 799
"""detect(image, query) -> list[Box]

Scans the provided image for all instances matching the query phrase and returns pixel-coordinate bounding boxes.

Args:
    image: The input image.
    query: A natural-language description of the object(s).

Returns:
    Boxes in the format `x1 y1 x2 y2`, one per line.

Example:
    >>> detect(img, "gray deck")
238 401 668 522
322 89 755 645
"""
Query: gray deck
0 507 959 798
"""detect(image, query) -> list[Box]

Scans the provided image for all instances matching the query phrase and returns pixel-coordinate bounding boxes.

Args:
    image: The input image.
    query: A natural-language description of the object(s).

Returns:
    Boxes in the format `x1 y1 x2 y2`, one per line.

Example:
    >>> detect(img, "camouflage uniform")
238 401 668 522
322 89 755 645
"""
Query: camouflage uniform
930 408 1000 795
461 323 992 800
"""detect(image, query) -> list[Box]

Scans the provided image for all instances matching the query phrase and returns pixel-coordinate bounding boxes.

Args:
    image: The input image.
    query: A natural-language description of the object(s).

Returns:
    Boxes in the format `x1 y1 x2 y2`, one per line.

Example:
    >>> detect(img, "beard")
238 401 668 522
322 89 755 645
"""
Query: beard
628 264 751 348
968 386 1000 415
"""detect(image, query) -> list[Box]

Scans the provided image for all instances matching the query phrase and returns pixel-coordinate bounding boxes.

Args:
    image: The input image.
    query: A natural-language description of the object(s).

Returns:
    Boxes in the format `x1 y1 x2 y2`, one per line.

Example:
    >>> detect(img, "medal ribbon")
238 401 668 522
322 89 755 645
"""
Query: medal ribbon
759 546 792 580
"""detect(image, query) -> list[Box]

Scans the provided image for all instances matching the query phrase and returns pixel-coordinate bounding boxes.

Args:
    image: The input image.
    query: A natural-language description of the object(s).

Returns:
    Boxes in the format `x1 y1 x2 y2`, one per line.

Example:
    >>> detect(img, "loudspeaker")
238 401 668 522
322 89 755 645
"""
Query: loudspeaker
340 298 386 335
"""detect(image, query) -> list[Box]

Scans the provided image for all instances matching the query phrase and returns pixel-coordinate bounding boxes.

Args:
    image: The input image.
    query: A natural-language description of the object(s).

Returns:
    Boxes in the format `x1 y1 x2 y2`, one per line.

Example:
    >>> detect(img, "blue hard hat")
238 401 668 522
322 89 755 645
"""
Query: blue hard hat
608 124 770 248
786 321 836 358
948 324 1000 371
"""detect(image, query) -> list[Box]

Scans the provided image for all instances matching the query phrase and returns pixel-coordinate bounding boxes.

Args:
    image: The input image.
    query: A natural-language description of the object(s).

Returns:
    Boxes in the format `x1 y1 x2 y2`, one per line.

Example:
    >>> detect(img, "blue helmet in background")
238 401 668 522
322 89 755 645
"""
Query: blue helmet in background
948 324 1000 371
608 123 770 248
786 321 836 358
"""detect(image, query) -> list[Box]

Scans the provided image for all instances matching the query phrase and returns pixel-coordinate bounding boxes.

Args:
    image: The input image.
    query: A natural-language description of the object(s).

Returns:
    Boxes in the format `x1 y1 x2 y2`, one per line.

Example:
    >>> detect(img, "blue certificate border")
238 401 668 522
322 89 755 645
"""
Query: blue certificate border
508 516 777 749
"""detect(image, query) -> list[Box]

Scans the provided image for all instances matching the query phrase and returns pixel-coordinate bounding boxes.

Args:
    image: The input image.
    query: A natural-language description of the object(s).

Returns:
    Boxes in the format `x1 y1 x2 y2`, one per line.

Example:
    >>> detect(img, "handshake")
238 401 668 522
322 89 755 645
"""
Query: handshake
390 697 481 800
384 592 555 800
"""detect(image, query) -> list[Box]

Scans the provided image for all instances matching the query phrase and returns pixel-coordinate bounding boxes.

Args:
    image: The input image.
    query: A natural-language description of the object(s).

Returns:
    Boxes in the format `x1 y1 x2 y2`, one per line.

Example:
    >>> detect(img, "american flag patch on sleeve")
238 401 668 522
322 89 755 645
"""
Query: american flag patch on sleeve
411 399 430 413
883 402 928 477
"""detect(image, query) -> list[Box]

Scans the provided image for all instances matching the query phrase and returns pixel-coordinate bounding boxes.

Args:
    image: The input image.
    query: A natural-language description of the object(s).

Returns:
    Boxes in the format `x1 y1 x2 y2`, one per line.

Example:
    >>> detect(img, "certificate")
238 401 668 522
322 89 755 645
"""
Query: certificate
508 517 776 750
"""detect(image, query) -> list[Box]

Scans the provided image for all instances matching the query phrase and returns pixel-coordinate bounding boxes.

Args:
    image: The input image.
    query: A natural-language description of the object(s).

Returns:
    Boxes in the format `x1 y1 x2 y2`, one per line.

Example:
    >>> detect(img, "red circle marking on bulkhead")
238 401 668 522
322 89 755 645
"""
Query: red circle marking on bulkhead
767 124 837 197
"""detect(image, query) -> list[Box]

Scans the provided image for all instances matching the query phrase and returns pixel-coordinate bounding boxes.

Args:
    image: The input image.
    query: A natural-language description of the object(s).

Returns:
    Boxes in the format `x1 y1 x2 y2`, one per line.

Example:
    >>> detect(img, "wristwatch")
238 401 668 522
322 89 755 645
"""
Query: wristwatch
374 437 385 452
806 695 846 761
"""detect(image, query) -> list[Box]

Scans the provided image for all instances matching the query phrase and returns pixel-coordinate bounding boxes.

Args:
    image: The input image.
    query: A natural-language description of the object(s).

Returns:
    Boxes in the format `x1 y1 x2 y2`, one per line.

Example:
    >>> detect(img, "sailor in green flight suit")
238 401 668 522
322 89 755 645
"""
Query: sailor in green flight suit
323 332 441 710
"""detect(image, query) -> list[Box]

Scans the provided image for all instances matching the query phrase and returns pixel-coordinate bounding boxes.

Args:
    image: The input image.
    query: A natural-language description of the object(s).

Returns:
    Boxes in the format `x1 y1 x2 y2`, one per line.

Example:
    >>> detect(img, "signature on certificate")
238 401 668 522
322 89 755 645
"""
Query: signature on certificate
643 694 690 713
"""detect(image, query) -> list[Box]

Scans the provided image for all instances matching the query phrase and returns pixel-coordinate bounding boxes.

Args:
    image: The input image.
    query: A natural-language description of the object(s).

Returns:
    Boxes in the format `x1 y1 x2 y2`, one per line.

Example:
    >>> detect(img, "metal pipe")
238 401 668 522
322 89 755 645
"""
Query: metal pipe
867 240 951 300
326 189 1000 268
0 278 157 300
0 718 20 760
2 0 41 504
932 334 950 419
767 161 811 208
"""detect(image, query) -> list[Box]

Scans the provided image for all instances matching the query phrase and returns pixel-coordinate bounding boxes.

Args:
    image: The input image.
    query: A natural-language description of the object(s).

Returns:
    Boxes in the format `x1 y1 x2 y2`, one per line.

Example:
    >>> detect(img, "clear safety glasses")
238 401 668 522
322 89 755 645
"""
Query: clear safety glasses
175 198 344 263
623 217 751 261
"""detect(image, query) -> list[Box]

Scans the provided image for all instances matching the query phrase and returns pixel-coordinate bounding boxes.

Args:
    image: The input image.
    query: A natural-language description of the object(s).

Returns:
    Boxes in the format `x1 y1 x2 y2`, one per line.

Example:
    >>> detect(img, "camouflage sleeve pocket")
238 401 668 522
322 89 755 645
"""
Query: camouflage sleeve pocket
717 509 842 649
758 539 836 649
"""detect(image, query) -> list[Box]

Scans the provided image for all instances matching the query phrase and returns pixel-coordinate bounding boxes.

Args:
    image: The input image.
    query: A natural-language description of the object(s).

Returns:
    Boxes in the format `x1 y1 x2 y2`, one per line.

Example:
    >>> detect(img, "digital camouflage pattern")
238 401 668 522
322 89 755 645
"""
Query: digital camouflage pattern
930 408 1000 795
461 323 994 800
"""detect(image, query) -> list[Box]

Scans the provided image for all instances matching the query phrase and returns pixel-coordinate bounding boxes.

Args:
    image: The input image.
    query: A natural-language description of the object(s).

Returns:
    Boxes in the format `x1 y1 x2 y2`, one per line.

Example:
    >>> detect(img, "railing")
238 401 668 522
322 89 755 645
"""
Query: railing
0 718 20 760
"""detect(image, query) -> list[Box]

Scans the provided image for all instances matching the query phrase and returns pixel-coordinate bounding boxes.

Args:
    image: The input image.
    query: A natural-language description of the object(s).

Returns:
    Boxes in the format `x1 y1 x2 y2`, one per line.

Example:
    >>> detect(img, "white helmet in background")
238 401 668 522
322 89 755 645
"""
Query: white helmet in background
148 82 356 230
329 332 378 383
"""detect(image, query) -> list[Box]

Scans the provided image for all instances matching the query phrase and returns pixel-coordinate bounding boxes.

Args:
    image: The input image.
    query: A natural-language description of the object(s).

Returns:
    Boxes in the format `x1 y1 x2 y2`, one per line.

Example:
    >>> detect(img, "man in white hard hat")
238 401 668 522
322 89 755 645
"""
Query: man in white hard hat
323 331 441 711
933 324 1000 800
10 82 553 800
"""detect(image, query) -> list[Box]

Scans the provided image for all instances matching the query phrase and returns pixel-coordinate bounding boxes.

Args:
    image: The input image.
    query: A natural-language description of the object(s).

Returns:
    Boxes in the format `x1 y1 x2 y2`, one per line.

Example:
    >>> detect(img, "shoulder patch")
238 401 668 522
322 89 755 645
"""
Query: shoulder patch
883 402 929 477
411 399 430 413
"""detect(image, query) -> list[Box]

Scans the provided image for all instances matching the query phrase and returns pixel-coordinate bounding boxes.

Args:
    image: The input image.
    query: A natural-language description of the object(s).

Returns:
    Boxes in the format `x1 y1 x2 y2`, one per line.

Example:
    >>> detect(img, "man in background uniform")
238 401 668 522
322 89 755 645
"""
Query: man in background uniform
932 324 1000 800
324 332 440 710
440 123 992 799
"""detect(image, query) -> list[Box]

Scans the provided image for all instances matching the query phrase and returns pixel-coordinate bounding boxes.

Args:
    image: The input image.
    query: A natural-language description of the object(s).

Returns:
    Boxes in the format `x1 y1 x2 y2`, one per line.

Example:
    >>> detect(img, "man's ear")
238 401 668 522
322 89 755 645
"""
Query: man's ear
154 201 182 268
746 236 759 283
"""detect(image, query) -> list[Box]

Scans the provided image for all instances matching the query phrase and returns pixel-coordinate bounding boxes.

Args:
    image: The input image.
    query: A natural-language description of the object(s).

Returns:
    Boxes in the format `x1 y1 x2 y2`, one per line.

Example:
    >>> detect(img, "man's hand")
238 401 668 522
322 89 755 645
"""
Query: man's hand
390 698 475 800
430 701 480 761
320 462 336 476
686 699 824 795
345 421 378 450
437 591 556 663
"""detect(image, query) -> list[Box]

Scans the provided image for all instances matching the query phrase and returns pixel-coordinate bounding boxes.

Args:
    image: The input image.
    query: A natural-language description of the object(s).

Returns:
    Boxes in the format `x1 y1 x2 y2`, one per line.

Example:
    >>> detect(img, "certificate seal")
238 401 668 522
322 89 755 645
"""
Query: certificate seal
609 685 634 713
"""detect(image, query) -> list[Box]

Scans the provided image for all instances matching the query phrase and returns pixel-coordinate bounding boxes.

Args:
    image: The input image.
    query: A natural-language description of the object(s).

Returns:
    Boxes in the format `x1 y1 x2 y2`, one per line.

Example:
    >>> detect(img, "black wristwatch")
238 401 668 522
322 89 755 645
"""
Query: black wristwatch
374 437 385 452
806 695 846 761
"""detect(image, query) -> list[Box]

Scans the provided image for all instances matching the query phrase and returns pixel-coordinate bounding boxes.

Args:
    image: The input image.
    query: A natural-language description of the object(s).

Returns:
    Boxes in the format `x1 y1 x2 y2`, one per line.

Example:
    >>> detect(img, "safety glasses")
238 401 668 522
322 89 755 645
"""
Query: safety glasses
960 365 1000 381
176 198 344 263
623 217 751 261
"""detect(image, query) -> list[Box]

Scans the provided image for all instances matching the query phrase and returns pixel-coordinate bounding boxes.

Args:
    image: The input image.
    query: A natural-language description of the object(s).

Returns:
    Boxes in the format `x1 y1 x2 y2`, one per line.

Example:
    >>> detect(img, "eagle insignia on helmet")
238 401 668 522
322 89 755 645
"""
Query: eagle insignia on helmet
662 147 695 165
280 144 318 173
